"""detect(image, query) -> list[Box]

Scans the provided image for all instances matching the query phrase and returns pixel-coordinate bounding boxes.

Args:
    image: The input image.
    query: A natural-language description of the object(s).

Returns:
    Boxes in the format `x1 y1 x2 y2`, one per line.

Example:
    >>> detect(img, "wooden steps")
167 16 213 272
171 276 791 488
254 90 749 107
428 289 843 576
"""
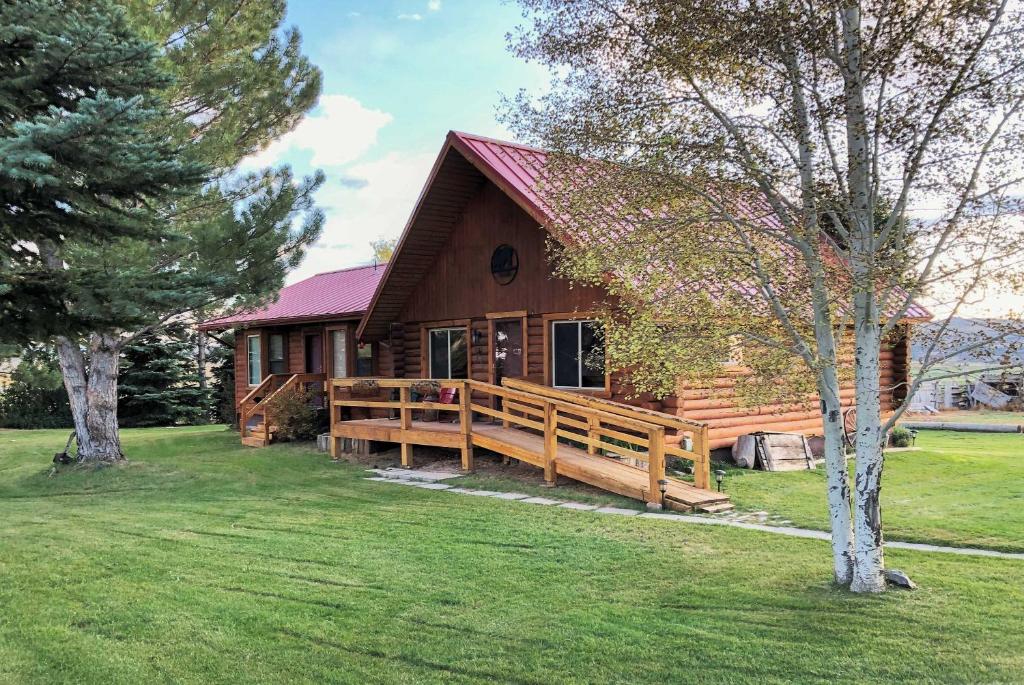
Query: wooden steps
241 436 267 448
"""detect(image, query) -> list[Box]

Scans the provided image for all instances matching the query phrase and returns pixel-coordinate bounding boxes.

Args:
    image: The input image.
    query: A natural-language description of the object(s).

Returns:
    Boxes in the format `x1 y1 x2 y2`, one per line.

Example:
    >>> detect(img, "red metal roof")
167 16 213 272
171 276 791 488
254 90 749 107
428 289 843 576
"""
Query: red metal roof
199 263 387 330
448 131 931 321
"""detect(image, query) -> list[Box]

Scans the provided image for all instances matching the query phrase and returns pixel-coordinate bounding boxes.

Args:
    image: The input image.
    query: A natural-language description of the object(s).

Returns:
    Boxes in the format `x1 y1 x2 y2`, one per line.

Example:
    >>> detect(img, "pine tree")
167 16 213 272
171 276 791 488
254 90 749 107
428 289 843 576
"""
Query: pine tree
0 346 72 429
207 331 238 427
16 1 323 463
0 0 207 342
118 324 208 428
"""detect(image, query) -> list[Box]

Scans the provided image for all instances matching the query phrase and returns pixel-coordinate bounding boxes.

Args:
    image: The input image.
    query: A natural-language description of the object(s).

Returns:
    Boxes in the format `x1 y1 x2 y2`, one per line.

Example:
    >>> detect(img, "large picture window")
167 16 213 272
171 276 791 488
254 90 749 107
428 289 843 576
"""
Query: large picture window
246 334 262 386
268 333 286 374
551 320 605 389
428 328 468 379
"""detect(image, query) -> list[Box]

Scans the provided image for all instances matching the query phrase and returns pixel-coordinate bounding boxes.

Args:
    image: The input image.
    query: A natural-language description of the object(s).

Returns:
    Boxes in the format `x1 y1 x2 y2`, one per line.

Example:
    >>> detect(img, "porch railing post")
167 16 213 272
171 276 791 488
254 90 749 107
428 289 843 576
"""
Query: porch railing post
459 380 474 472
399 384 412 467
587 415 600 455
543 401 557 486
329 379 340 459
693 426 710 490
648 426 666 508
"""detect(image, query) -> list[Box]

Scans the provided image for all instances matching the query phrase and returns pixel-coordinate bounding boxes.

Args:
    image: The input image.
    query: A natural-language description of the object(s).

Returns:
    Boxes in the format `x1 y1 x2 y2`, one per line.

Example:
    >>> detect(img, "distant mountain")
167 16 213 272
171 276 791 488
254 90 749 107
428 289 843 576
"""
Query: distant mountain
911 317 1024 365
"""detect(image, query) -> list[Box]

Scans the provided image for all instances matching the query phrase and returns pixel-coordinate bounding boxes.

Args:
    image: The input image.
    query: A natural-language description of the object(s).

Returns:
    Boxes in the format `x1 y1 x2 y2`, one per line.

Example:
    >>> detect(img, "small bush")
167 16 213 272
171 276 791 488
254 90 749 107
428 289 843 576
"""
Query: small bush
265 387 321 442
889 426 913 448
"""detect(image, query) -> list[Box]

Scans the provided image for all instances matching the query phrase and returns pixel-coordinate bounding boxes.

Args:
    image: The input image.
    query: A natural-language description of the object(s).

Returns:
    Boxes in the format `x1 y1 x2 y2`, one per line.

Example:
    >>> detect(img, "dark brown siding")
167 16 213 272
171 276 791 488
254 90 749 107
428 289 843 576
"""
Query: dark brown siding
398 181 601 323
231 318 364 411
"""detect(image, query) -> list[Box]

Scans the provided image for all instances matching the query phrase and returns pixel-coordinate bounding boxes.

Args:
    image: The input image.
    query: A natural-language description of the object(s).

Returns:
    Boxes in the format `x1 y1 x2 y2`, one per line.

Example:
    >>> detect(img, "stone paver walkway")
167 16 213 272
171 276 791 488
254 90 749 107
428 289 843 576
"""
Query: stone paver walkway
363 470 1024 560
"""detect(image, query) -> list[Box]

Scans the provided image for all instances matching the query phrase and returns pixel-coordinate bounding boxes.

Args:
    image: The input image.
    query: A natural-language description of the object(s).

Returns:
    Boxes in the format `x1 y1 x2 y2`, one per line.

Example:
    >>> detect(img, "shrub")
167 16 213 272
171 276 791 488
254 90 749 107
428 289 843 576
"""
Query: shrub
889 426 913 448
265 386 322 442
0 347 72 429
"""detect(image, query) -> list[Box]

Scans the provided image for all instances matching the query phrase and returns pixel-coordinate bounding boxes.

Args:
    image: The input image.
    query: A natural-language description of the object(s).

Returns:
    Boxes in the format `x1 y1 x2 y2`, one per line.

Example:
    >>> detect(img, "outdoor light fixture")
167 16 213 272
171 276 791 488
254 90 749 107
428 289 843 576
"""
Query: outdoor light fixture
658 478 668 508
909 429 919 447
714 469 726 492
472 329 482 346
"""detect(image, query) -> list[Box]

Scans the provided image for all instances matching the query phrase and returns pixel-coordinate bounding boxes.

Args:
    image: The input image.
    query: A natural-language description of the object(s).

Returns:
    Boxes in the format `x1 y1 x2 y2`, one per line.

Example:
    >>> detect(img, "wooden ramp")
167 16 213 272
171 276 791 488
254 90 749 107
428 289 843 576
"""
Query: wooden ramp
328 379 730 513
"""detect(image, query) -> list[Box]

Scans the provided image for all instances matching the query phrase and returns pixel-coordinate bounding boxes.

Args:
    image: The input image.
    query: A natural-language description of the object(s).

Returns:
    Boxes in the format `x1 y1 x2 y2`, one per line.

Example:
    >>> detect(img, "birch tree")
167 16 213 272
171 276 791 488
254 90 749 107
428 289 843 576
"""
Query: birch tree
508 0 1024 592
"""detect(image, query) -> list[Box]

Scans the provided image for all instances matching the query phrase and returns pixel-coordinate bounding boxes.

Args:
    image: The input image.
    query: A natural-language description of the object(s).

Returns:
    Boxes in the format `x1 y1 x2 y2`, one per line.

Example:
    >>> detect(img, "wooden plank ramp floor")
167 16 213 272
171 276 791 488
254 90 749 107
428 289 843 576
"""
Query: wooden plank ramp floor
337 418 730 512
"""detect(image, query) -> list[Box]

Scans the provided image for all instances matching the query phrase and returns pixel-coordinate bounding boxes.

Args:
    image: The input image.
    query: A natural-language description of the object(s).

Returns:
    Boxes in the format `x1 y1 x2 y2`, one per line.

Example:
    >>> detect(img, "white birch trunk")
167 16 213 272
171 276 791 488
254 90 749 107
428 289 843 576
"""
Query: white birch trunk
808 280 855 584
850 288 887 593
813 346 855 585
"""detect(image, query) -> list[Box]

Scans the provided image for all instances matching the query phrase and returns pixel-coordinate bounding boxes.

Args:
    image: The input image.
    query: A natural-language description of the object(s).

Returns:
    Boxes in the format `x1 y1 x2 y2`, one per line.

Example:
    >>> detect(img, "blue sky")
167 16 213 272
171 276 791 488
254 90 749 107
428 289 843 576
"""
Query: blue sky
252 0 549 282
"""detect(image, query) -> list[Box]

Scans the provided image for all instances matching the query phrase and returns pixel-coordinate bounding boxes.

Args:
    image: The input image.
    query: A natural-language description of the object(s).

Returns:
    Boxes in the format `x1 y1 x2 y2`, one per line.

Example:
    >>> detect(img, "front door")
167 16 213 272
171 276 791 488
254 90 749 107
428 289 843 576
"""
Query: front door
304 333 323 374
493 319 524 401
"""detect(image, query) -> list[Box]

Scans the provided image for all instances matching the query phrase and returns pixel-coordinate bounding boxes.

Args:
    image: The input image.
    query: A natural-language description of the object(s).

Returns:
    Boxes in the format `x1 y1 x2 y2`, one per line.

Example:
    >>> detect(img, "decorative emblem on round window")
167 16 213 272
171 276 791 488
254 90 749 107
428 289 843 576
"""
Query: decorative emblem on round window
490 244 519 285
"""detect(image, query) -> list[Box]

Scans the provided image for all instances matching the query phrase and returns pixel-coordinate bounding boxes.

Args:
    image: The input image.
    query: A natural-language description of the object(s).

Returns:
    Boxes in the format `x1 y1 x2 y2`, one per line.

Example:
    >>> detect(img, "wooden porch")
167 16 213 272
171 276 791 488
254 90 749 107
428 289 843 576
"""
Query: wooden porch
329 377 731 512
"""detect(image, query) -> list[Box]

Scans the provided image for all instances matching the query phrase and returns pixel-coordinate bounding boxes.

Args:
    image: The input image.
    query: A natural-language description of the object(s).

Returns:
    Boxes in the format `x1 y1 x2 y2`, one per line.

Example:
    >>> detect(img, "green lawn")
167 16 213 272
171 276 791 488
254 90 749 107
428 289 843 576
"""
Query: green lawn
721 430 1024 552
0 427 1022 683
903 409 1024 425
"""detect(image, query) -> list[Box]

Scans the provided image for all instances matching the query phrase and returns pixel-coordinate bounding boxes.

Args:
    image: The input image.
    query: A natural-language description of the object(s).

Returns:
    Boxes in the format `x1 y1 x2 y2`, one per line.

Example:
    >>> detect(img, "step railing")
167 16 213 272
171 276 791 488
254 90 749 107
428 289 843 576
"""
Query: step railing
241 373 326 444
329 378 701 506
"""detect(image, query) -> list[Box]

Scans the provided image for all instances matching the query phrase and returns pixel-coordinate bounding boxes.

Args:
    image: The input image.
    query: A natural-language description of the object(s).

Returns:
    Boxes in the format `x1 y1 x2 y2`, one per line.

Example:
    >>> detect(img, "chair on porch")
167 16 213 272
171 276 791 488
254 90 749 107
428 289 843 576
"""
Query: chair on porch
435 386 458 423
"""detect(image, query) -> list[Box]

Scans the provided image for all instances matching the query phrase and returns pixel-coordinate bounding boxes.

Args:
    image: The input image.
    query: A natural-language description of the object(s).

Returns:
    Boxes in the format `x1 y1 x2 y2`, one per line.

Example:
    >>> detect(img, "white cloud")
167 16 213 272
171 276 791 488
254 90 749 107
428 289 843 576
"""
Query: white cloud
397 13 423 21
243 94 392 169
289 150 439 281
427 0 441 10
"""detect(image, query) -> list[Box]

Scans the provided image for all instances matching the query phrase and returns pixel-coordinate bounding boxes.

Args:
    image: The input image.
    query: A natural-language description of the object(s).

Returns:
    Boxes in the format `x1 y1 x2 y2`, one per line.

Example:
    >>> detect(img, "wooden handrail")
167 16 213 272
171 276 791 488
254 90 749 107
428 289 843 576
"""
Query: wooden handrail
326 375 708 500
501 376 710 490
242 373 326 443
240 375 276 407
502 377 706 432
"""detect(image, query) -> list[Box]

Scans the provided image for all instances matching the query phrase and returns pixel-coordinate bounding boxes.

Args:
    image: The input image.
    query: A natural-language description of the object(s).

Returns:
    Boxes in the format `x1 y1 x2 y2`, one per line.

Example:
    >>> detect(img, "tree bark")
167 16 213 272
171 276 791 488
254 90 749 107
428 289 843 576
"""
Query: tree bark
53 333 124 463
54 336 96 458
83 333 124 462
850 288 887 593
197 332 208 391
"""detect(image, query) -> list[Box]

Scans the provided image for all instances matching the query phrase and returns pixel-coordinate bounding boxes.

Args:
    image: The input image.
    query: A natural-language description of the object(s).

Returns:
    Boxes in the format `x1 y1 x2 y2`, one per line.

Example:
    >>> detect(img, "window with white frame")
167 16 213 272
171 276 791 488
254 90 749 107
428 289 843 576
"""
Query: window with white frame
551 320 605 389
246 334 262 385
428 327 468 379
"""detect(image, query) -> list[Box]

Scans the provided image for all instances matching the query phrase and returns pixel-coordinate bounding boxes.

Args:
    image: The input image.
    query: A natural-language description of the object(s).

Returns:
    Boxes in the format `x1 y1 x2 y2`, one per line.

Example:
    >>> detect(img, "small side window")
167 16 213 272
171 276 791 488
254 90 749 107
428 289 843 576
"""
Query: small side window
246 335 261 385
268 334 286 374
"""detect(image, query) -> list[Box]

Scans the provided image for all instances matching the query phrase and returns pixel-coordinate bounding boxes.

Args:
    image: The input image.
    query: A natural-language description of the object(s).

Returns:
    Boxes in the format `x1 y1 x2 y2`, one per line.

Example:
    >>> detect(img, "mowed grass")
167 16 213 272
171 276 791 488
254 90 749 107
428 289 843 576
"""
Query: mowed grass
0 427 1021 684
721 430 1024 552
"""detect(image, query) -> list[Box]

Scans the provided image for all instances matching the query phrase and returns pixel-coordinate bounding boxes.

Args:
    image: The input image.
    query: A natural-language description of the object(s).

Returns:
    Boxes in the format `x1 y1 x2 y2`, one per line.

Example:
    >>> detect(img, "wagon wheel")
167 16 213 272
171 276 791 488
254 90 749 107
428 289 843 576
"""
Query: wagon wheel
842 406 857 449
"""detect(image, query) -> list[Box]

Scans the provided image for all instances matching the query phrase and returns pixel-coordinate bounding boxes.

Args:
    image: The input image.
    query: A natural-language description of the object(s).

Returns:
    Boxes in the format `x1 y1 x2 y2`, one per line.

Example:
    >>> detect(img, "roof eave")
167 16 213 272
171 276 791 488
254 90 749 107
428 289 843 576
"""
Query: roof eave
198 310 366 332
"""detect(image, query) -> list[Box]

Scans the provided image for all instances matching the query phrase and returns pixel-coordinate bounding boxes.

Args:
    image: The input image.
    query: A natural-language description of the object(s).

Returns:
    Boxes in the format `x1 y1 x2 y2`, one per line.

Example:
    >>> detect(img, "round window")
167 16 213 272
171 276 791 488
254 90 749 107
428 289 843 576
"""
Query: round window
490 244 519 285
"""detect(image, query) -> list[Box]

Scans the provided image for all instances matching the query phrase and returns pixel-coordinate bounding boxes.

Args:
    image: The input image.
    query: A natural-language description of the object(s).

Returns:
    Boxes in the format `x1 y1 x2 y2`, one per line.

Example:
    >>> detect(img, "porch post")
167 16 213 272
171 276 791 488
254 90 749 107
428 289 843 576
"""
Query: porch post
647 426 666 508
459 381 474 472
693 425 710 490
400 385 413 468
543 402 558 486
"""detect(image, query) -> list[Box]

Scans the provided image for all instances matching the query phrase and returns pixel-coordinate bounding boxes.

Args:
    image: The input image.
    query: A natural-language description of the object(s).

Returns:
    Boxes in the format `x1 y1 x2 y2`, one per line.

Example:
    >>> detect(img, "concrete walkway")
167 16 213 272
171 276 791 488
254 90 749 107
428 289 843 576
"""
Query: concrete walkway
364 469 1024 561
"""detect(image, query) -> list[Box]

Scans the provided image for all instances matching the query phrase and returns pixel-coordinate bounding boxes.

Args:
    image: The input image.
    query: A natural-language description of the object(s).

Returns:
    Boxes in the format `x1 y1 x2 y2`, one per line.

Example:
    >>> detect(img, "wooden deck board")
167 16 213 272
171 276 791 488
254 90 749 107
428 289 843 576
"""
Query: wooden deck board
333 418 729 509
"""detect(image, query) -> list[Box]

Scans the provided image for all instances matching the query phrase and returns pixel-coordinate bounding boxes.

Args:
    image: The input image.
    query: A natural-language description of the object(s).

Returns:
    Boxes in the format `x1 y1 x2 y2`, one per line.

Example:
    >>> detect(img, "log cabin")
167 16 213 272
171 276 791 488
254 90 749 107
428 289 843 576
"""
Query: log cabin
199 263 387 445
354 131 924 449
200 130 927 510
